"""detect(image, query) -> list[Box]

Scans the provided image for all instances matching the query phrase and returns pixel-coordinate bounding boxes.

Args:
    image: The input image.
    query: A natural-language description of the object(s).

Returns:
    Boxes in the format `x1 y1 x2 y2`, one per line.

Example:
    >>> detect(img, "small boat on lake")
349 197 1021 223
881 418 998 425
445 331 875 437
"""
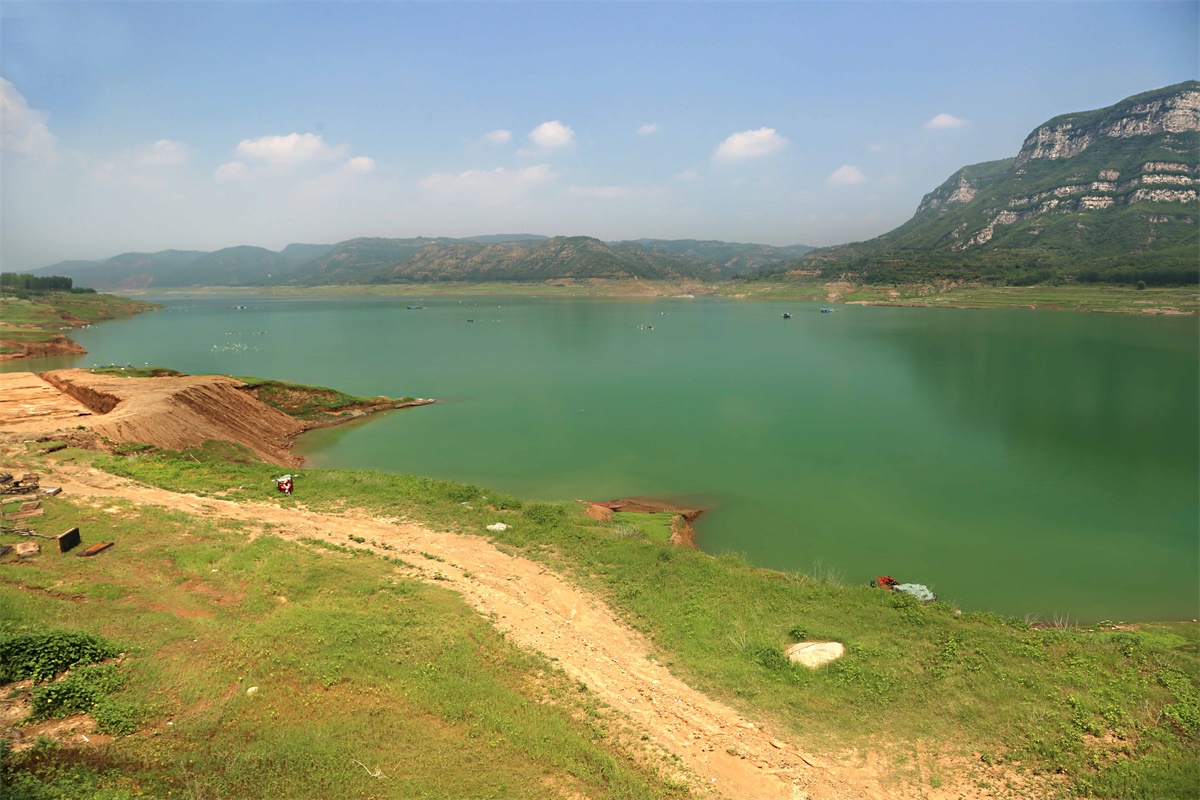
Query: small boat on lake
782 313 792 319
820 307 834 313
407 305 424 310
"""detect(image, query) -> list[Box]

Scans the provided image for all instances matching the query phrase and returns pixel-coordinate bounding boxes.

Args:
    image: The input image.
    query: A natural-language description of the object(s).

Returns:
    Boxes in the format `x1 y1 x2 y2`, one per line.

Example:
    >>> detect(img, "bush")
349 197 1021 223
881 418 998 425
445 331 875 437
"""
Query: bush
522 502 567 526
487 492 523 511
442 482 481 504
91 698 140 735
750 644 791 673
0 632 119 683
31 664 122 719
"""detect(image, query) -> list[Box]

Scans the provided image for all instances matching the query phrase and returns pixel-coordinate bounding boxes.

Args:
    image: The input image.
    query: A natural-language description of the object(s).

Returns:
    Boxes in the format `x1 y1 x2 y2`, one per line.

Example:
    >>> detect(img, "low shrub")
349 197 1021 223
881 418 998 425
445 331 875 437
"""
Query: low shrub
31 664 122 719
0 632 119 683
91 698 141 735
522 502 567 526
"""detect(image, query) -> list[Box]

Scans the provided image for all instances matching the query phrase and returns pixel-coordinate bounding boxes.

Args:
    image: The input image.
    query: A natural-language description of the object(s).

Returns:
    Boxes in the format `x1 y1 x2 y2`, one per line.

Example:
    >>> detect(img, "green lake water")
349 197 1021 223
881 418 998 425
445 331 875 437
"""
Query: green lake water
9 295 1197 622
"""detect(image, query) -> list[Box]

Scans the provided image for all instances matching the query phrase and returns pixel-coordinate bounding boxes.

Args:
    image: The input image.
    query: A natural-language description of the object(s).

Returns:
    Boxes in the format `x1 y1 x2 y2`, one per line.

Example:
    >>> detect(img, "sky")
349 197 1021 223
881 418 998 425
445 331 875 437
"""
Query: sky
2 1 1197 271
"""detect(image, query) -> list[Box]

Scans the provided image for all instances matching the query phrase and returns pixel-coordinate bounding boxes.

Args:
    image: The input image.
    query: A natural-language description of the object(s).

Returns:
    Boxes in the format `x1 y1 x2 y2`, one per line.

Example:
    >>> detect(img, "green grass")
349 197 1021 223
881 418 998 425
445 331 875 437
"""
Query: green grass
718 279 1198 314
107 281 1197 315
231 376 413 420
126 280 719 298
0 488 683 799
610 512 675 544
839 284 1199 314
87 366 186 378
0 293 158 354
49 448 1198 798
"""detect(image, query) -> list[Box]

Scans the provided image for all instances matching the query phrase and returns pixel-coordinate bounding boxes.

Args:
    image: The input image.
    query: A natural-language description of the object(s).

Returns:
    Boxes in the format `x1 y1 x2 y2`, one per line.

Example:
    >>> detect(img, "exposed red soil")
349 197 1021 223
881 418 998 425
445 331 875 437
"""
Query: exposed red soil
578 496 706 548
0 335 87 360
0 370 432 467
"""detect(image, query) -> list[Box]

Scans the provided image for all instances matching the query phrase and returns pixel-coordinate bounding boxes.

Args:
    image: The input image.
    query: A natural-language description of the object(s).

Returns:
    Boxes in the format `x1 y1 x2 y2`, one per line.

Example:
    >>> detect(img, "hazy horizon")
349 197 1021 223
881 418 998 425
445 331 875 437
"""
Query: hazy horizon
2 1 1197 272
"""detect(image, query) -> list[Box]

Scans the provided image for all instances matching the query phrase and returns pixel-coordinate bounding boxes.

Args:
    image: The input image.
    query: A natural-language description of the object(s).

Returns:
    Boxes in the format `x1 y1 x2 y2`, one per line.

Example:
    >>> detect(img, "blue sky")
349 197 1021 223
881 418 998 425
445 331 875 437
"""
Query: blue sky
2 2 1196 270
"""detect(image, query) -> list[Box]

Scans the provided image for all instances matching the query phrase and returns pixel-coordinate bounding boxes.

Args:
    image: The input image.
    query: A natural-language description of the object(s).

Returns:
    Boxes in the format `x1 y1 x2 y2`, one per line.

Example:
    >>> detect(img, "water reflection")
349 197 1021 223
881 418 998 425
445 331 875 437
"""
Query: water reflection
860 309 1199 473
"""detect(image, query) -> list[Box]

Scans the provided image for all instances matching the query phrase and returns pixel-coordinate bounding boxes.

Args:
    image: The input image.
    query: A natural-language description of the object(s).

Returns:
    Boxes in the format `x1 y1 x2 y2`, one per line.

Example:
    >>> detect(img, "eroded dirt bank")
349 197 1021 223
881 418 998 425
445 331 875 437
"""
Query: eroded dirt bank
0 370 432 466
579 496 707 547
33 369 307 464
0 335 88 361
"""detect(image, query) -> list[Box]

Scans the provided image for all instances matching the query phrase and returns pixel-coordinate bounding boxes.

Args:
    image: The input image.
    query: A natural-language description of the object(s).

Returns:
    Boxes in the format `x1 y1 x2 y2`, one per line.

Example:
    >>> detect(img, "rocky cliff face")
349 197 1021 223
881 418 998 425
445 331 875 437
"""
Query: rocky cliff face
1015 87 1200 166
775 81 1199 283
905 82 1198 252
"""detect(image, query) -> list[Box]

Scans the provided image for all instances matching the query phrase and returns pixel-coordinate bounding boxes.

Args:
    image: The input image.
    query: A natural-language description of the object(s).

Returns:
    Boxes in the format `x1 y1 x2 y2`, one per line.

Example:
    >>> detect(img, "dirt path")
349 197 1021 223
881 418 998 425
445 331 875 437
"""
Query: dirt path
0 372 95 431
41 463 905 800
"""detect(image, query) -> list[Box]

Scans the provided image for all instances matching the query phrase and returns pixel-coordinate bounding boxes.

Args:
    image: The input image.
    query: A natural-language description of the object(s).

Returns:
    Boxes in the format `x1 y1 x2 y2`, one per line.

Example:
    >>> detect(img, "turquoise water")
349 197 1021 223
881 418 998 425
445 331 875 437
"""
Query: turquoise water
9 295 1197 622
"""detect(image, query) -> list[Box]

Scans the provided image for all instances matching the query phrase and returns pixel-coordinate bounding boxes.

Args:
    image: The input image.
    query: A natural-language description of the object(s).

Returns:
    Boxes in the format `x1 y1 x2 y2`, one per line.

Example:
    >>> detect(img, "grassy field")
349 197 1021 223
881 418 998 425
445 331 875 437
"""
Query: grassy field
1 482 686 799
122 280 712 299
123 280 1198 314
840 284 1199 314
4 446 1194 798
716 281 1198 314
0 293 159 356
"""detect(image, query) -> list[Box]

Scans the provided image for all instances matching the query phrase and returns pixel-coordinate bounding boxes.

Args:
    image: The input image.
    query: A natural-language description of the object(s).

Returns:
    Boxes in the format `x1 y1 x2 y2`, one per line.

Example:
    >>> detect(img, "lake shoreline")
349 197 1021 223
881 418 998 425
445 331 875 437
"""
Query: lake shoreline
0 368 435 468
113 281 1200 315
578 496 707 548
5 294 1194 621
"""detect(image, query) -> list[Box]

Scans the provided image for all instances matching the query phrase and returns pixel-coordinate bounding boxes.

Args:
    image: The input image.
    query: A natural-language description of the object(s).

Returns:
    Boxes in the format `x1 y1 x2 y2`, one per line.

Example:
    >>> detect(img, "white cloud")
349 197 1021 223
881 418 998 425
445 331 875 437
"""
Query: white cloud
482 129 512 145
0 78 57 160
567 185 632 200
826 165 868 187
214 161 251 182
342 156 376 174
675 169 699 181
421 164 557 202
925 113 968 129
638 122 660 136
234 132 344 165
134 139 194 167
528 120 575 149
714 127 788 162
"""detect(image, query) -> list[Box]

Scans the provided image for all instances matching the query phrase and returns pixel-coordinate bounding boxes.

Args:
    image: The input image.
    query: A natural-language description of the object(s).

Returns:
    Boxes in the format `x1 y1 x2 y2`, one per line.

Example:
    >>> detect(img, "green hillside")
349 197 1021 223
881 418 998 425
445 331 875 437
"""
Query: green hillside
302 236 716 284
40 236 739 290
621 239 815 278
761 81 1199 286
41 247 295 291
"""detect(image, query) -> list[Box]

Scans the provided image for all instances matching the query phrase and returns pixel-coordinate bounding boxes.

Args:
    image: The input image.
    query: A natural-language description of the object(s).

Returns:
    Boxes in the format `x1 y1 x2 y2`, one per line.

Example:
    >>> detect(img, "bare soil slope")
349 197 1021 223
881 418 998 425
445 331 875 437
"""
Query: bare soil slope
1 370 305 464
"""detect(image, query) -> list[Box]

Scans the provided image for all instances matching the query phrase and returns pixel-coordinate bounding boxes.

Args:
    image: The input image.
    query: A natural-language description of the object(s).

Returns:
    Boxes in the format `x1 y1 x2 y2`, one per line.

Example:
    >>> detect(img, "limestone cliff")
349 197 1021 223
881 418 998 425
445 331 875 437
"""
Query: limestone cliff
773 81 1199 284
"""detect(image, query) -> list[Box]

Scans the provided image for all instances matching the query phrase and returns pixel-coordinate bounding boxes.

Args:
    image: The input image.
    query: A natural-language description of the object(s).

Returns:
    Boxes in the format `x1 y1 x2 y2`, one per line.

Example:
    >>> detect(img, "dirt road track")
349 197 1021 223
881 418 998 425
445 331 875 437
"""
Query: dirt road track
44 463 899 800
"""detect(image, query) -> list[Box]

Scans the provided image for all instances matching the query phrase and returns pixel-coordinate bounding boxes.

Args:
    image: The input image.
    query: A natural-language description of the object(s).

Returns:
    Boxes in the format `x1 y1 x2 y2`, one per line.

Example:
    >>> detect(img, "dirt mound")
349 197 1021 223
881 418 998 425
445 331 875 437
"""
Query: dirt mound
31 369 307 465
0 335 87 360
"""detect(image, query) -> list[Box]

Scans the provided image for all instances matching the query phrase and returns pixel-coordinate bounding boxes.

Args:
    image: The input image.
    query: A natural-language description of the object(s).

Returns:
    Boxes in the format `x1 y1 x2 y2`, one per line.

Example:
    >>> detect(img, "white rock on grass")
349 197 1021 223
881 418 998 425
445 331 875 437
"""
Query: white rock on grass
785 641 845 668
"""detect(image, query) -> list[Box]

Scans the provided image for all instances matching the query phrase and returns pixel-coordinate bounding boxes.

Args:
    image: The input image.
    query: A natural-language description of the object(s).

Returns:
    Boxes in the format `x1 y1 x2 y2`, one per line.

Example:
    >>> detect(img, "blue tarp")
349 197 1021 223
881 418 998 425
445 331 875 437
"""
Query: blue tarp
895 583 936 602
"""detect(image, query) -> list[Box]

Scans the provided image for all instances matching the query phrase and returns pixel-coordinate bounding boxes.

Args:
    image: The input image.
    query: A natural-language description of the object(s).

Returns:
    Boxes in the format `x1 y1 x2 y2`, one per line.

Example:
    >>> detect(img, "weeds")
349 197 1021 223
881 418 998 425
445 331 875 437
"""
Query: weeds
44 450 1200 797
0 631 119 683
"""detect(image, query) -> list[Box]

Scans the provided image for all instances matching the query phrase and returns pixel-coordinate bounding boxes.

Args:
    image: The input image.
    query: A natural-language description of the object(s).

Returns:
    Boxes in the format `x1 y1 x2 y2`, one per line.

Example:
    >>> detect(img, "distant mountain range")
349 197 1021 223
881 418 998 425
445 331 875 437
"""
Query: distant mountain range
36 235 815 291
34 82 1198 290
753 80 1199 285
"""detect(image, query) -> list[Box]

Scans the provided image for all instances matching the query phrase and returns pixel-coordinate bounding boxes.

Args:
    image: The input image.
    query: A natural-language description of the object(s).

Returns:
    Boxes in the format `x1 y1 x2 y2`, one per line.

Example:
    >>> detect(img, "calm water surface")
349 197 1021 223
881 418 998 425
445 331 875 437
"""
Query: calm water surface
10 295 1197 622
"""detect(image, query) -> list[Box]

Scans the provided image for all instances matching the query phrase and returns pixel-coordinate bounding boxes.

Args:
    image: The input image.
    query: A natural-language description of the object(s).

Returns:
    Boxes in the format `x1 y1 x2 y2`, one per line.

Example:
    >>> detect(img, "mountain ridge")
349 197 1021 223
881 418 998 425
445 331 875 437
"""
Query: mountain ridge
36 236 812 291
754 80 1199 285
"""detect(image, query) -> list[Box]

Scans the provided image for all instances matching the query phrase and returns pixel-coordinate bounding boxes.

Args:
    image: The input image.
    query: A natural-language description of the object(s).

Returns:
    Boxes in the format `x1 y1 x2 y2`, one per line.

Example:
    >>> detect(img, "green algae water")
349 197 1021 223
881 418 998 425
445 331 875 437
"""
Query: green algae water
10 295 1197 622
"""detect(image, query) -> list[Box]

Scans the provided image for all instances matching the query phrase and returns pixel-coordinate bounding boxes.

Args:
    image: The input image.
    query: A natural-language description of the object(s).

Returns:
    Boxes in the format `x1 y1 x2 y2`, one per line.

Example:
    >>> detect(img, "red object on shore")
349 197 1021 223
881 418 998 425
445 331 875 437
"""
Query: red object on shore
874 575 897 590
